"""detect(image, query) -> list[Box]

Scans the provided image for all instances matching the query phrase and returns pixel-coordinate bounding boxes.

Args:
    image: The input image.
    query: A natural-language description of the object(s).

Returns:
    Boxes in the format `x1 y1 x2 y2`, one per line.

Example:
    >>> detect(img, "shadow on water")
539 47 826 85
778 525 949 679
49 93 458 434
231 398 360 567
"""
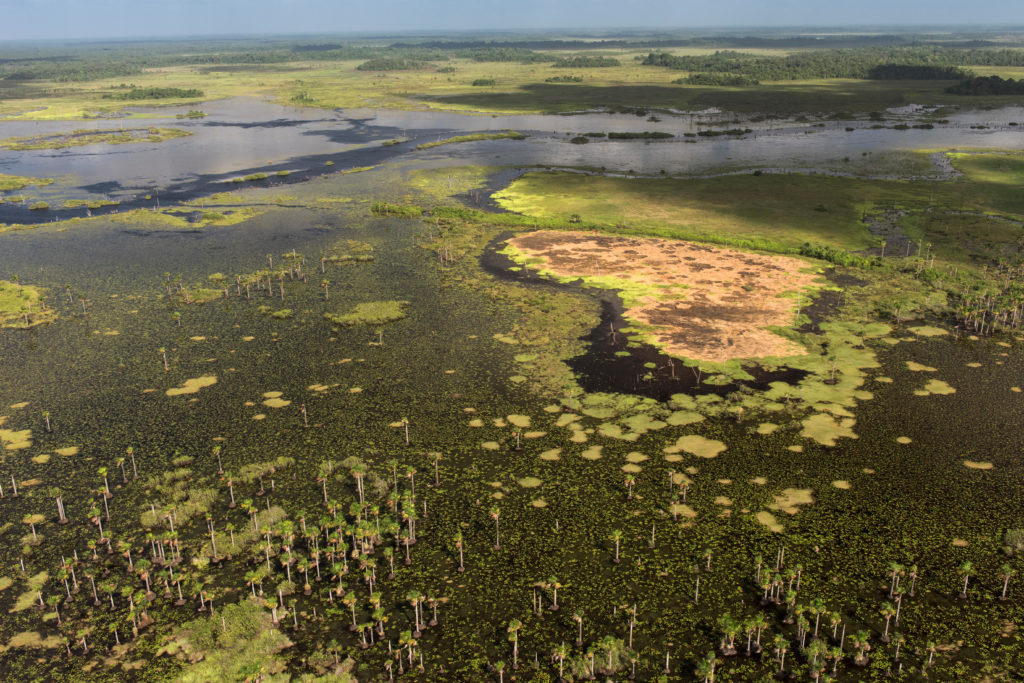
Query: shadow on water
480 231 809 401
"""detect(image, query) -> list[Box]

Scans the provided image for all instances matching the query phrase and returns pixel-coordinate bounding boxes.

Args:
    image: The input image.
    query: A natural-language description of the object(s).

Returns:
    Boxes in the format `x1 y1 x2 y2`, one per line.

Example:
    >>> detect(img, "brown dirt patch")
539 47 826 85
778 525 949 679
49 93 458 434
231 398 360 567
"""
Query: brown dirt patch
508 230 821 362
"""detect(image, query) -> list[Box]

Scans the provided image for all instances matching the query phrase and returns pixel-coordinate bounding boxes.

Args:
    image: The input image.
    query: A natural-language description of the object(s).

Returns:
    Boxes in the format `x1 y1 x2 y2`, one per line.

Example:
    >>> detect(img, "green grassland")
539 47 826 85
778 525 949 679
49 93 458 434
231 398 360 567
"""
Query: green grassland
0 174 53 192
4 46 1024 120
493 152 1024 271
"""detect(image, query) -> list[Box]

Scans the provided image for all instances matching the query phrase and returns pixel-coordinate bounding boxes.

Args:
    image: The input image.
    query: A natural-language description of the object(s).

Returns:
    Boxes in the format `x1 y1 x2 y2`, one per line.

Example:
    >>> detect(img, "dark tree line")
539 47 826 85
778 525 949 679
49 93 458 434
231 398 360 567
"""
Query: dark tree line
642 46 1024 81
946 75 1024 95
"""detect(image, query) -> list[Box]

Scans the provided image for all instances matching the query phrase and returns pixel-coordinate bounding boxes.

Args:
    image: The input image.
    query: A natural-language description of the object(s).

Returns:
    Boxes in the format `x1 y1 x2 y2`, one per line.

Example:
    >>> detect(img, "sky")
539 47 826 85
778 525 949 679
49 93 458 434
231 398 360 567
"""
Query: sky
1 0 1023 42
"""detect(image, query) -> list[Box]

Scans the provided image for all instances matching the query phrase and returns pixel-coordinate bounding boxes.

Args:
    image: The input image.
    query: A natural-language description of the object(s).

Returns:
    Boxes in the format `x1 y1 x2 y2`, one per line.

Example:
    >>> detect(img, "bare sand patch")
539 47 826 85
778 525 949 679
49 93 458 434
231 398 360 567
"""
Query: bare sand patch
506 230 821 362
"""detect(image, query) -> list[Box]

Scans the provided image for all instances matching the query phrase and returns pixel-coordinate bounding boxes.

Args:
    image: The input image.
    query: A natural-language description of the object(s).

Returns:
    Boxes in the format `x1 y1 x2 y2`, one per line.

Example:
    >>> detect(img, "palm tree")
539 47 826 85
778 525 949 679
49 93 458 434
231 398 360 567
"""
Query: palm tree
406 590 423 637
507 619 522 669
321 279 330 300
717 613 739 655
879 602 895 643
850 630 871 667
773 634 788 674
809 597 826 636
572 608 584 646
998 563 1016 601
547 576 562 611
553 642 569 681
892 632 905 662
47 594 62 625
887 561 903 597
490 506 501 550
926 640 936 666
624 474 635 500
958 560 973 599
494 660 505 683
98 467 111 497
907 564 919 596
610 529 623 564
694 654 714 683
453 531 465 572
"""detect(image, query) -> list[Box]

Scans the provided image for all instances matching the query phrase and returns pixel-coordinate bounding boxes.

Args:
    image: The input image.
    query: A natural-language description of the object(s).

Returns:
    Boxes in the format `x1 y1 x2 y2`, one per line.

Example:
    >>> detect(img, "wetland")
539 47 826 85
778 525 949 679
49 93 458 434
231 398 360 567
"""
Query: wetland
0 30 1023 683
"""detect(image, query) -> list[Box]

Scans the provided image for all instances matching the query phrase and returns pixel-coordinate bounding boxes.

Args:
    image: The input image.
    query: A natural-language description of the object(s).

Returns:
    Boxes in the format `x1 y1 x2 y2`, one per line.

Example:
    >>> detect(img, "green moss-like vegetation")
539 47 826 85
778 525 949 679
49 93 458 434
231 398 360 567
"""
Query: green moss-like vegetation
0 280 57 329
0 174 53 192
0 127 191 150
324 300 409 326
415 131 526 150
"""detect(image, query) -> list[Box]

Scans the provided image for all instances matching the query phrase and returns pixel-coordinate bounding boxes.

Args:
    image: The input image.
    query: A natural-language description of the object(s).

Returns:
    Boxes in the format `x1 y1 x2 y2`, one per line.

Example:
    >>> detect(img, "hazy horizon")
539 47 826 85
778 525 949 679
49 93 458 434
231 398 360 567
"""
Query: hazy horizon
2 0 1024 42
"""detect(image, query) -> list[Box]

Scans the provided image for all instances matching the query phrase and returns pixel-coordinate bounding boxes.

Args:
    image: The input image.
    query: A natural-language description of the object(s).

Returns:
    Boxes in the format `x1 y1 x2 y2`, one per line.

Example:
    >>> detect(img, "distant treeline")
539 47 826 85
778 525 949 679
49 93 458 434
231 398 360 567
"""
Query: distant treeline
356 58 431 71
388 35 1015 51
103 87 204 100
642 46 1024 81
551 56 621 68
677 73 760 86
946 75 1024 95
3 38 1023 85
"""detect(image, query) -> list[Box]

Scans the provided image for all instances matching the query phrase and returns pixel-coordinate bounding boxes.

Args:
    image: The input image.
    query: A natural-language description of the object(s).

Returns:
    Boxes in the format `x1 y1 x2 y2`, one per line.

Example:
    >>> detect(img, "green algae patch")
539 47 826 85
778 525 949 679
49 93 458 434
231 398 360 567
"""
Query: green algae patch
800 413 857 446
964 460 994 470
0 127 190 150
325 300 409 326
580 445 603 460
0 280 57 329
915 379 957 396
531 498 548 508
539 448 561 461
0 428 32 451
55 446 79 456
666 410 704 426
755 423 779 435
166 375 217 396
0 174 53 191
756 511 784 533
263 397 292 408
768 488 815 514
896 436 913 444
415 131 526 150
832 480 852 490
906 361 937 372
507 414 531 428
517 476 543 488
664 434 727 459
909 325 948 337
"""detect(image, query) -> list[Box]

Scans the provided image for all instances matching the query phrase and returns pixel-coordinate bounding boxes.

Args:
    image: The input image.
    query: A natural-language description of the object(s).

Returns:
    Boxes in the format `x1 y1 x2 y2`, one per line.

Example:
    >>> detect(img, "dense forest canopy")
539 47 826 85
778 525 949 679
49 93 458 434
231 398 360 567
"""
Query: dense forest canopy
641 46 1024 81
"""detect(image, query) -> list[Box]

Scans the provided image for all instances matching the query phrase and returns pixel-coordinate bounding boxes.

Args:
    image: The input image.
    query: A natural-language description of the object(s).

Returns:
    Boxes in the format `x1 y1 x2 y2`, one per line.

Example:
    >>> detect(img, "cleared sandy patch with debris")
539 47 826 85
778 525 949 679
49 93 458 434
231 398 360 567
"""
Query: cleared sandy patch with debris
507 230 821 362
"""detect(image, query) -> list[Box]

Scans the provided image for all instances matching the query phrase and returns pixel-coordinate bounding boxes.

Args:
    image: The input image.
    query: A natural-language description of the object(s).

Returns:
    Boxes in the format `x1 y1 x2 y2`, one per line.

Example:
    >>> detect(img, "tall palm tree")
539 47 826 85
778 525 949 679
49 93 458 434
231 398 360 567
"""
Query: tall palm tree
572 608 584 646
610 529 623 564
958 560 973 599
773 634 788 674
552 642 569 681
850 630 871 666
507 619 522 669
809 598 826 637
547 576 562 611
998 563 1016 601
879 602 895 643
490 506 501 550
